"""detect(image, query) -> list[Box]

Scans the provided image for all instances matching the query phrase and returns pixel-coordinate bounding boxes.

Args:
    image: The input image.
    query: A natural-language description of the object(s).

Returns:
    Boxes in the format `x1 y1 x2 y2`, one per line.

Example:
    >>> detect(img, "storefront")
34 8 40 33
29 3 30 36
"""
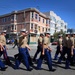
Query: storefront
28 33 40 45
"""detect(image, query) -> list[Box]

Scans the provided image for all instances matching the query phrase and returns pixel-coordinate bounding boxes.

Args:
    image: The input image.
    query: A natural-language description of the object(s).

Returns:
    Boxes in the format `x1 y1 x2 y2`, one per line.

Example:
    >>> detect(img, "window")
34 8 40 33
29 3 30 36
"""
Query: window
12 25 14 30
46 20 48 24
43 19 44 23
49 20 50 24
8 17 10 21
42 27 44 32
46 28 47 32
46 20 50 24
48 28 50 31
61 24 63 27
65 25 66 29
50 22 55 27
50 16 56 22
35 14 37 19
39 17 40 21
57 20 61 25
31 23 33 29
15 25 16 30
2 18 7 22
35 24 37 29
32 12 34 18
16 15 18 20
38 26 40 31
11 15 14 21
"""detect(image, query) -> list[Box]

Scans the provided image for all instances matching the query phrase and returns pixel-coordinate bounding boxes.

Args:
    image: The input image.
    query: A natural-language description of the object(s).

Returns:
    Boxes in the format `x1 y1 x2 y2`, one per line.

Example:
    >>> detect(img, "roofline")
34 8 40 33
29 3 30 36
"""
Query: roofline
0 8 50 19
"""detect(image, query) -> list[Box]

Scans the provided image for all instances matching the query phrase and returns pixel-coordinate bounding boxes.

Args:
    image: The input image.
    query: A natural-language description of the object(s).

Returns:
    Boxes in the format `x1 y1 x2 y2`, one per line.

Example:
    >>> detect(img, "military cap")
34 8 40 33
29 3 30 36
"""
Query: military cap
20 29 26 32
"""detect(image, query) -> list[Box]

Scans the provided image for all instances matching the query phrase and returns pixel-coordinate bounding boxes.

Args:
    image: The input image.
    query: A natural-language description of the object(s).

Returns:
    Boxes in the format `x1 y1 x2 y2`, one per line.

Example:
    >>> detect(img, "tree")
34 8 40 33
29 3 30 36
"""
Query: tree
67 28 74 34
53 30 65 41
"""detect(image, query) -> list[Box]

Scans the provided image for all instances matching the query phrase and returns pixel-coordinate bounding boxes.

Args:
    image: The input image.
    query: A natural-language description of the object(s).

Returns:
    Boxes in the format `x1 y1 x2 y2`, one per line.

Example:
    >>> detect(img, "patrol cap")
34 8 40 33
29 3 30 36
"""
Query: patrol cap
20 29 26 32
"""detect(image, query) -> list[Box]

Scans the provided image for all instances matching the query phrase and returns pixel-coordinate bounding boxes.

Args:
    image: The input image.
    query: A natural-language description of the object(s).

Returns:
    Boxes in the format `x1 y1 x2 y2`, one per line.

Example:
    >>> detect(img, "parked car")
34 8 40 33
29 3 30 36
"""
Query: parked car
6 39 12 44
51 41 58 45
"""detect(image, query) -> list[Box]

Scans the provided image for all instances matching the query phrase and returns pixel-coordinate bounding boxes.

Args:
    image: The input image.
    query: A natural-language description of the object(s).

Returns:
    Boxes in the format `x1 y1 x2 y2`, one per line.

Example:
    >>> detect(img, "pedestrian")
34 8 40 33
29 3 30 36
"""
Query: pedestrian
36 32 55 71
14 29 33 71
33 33 44 62
13 38 18 48
0 30 11 65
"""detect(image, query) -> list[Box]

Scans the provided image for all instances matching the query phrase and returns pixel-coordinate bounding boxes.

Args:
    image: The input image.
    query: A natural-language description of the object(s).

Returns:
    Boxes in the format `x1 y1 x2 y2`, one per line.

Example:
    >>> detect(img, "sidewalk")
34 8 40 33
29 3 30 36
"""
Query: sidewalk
29 44 37 47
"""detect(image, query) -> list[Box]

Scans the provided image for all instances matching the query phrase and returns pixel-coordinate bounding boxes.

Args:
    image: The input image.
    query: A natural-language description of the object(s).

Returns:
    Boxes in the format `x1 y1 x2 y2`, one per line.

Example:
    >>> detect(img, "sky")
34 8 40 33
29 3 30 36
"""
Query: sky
0 0 75 29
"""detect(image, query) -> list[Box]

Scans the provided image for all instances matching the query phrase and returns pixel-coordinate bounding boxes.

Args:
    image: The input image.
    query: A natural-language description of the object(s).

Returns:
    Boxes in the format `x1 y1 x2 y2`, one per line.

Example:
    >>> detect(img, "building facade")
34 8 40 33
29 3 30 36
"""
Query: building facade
0 8 50 44
44 11 67 35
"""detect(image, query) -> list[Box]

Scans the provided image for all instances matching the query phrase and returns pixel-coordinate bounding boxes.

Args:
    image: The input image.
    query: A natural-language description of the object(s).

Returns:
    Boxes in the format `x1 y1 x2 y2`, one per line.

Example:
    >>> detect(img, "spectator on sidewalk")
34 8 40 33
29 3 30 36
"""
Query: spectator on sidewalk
13 38 18 48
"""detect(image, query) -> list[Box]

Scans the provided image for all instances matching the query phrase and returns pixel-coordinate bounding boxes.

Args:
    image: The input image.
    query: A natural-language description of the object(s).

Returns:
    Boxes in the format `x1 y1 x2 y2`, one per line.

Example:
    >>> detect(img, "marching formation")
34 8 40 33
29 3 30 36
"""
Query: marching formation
0 29 75 72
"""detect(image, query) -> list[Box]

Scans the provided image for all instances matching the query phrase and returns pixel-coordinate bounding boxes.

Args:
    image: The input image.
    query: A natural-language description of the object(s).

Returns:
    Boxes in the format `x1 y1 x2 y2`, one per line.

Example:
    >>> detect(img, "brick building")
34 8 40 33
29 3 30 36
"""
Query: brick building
0 8 50 44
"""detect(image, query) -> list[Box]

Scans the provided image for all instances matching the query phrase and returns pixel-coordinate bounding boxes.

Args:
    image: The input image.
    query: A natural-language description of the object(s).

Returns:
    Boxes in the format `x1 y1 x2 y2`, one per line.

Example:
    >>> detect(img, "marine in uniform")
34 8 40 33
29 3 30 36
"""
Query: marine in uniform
65 33 72 69
0 30 11 65
57 33 69 63
36 32 55 71
0 43 7 71
58 32 72 69
54 34 63 60
70 32 75 65
33 33 44 62
14 29 33 71
24 30 33 66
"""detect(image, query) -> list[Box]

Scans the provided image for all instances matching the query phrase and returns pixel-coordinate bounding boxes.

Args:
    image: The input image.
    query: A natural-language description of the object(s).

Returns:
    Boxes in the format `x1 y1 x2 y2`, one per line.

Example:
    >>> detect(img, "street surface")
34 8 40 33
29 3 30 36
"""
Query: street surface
0 44 75 75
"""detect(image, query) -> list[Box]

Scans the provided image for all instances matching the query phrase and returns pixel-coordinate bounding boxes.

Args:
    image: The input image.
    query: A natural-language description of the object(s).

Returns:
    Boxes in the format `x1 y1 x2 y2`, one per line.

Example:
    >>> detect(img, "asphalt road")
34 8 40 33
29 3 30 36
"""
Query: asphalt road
0 44 75 75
